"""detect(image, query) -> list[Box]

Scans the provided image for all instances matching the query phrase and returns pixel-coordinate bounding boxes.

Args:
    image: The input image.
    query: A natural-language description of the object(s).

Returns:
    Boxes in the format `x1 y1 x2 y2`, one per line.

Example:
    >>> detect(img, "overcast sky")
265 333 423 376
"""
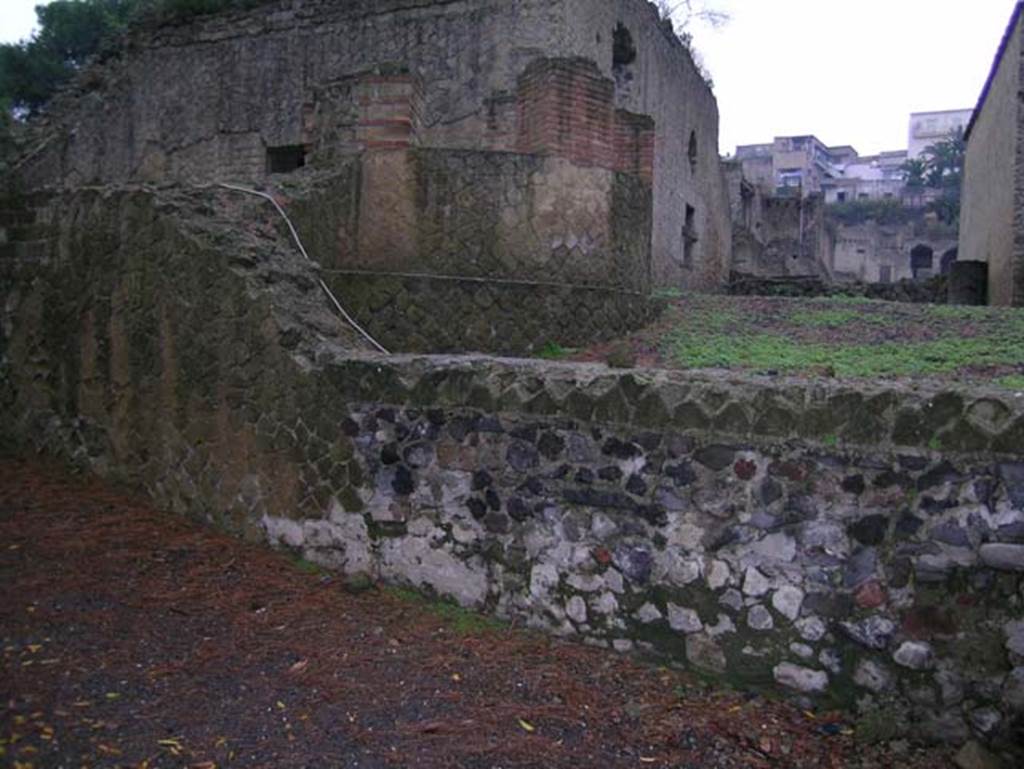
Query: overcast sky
1 0 1019 156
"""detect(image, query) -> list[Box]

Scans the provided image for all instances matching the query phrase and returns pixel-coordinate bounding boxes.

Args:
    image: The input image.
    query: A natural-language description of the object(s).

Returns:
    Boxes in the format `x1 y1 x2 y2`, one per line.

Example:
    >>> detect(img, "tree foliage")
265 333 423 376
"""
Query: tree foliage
0 1 138 115
921 127 966 225
654 0 729 90
0 0 266 115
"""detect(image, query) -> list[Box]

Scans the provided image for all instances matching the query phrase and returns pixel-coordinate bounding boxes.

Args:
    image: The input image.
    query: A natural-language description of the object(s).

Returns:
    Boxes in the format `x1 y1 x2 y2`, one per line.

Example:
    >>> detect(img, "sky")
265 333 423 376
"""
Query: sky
0 0 1019 156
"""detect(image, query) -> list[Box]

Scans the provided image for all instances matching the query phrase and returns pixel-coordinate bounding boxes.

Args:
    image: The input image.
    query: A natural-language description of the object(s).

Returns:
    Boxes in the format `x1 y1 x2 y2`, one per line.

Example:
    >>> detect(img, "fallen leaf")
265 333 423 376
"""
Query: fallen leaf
288 660 308 675
518 718 535 734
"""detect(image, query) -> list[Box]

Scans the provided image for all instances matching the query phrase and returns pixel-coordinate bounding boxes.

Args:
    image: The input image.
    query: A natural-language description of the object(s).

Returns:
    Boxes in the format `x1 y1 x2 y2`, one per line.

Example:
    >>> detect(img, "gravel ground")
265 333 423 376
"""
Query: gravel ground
0 458 956 768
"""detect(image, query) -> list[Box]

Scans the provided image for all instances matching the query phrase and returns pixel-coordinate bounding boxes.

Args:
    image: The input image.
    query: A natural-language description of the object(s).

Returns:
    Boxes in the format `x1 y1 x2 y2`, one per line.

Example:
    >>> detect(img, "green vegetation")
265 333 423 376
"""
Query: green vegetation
0 0 269 115
536 341 570 360
996 374 1024 391
788 308 865 328
826 199 917 227
385 586 506 635
656 295 1024 381
291 556 323 576
667 330 1024 378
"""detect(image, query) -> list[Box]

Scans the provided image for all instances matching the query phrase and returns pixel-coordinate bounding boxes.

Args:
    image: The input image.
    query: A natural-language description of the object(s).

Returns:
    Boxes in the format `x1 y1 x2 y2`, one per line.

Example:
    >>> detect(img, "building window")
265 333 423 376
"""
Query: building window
683 204 697 267
266 145 306 174
688 131 698 174
836 192 847 202
911 244 934 279
613 23 637 68
879 266 892 284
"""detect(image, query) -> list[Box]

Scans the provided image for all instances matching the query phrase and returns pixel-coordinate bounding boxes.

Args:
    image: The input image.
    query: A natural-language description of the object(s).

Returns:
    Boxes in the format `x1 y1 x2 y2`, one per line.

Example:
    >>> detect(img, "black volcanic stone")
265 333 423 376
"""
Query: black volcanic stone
598 466 624 482
665 462 696 487
694 445 735 471
472 470 493 491
537 432 566 460
575 467 595 485
849 514 888 546
507 441 539 471
602 437 641 459
507 497 531 522
842 475 866 495
392 465 414 496
380 442 401 465
466 497 487 520
636 504 668 527
626 474 648 496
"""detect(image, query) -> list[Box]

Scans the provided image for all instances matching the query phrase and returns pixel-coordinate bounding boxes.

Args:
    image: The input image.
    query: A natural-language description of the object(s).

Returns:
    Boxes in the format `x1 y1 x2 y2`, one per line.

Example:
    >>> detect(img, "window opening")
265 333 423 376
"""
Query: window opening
687 131 698 174
682 204 697 267
266 145 307 174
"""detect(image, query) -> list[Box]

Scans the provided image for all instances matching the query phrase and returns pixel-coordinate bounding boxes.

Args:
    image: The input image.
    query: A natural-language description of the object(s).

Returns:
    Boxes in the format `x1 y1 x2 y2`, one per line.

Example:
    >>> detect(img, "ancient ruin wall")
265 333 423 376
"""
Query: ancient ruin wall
960 6 1024 306
13 0 729 292
558 0 733 289
2 186 1024 753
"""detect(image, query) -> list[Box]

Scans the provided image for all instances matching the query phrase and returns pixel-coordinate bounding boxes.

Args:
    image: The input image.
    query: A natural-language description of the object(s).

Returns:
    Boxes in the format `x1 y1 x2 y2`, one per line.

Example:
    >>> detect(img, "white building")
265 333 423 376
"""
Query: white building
907 109 972 159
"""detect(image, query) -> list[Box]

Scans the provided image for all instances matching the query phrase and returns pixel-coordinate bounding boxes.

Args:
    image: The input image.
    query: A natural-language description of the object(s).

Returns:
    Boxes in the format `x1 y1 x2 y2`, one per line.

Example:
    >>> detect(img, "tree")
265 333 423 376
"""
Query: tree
0 0 263 116
920 127 966 225
656 0 730 33
0 0 136 115
900 157 927 190
654 0 729 89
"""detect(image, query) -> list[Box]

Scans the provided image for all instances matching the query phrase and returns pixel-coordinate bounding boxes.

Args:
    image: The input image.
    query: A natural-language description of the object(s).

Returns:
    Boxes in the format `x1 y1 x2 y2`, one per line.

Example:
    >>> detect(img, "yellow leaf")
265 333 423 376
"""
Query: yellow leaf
517 718 535 734
640 758 658 764
803 710 817 720
451 673 461 682
25 645 42 653
276 701 286 710
105 692 121 700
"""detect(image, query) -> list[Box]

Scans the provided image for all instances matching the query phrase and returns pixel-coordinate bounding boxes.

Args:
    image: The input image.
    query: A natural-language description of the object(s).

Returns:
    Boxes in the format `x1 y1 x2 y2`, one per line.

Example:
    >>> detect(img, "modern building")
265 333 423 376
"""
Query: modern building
908 109 972 160
959 1 1024 306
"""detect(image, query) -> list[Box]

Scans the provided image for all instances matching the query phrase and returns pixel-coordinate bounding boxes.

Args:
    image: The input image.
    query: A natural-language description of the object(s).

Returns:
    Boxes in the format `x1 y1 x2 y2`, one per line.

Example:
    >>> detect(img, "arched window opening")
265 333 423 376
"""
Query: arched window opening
910 244 934 280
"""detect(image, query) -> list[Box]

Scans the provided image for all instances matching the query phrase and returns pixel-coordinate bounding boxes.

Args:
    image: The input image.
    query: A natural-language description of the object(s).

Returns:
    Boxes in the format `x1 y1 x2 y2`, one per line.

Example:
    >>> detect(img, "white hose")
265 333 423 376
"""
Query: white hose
216 182 390 355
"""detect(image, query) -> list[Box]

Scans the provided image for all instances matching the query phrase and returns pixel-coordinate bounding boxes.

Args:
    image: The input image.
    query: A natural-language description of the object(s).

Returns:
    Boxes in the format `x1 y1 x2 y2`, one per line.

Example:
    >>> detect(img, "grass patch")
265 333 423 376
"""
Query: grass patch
665 330 1024 378
996 374 1024 391
536 341 571 360
292 556 323 575
384 585 506 635
788 309 864 328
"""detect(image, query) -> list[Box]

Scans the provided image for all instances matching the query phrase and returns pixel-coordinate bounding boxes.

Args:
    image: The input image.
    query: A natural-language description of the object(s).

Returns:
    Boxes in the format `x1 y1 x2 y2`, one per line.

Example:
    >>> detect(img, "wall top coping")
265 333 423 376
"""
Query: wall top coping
323 352 1024 458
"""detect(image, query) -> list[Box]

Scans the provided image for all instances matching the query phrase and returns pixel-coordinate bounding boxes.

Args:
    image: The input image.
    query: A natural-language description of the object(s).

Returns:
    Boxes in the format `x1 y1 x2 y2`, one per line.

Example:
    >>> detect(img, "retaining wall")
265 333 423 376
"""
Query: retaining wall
2 187 1023 754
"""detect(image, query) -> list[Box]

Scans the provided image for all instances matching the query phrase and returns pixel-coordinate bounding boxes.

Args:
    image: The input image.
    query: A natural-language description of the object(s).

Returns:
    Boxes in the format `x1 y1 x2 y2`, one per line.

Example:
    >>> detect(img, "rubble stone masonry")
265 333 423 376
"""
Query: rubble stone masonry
1 185 1022 754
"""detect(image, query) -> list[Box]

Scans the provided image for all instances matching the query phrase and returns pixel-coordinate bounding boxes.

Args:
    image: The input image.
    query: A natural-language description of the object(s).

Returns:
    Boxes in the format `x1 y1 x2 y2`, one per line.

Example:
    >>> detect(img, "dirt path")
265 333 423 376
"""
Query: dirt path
0 458 953 768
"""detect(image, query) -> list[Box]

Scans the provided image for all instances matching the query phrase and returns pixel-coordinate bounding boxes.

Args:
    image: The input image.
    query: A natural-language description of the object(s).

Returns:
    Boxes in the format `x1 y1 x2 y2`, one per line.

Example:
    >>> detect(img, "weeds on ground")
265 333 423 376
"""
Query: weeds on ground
536 342 570 360
996 374 1024 391
665 329 1024 378
385 586 506 635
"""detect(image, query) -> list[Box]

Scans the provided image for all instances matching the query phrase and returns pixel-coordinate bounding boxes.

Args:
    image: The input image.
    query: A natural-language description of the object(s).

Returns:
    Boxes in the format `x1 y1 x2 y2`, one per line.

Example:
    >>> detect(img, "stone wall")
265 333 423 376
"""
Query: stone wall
727 191 834 280
834 219 958 285
3 185 1023 755
959 3 1024 306
276 147 657 354
11 0 730 291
